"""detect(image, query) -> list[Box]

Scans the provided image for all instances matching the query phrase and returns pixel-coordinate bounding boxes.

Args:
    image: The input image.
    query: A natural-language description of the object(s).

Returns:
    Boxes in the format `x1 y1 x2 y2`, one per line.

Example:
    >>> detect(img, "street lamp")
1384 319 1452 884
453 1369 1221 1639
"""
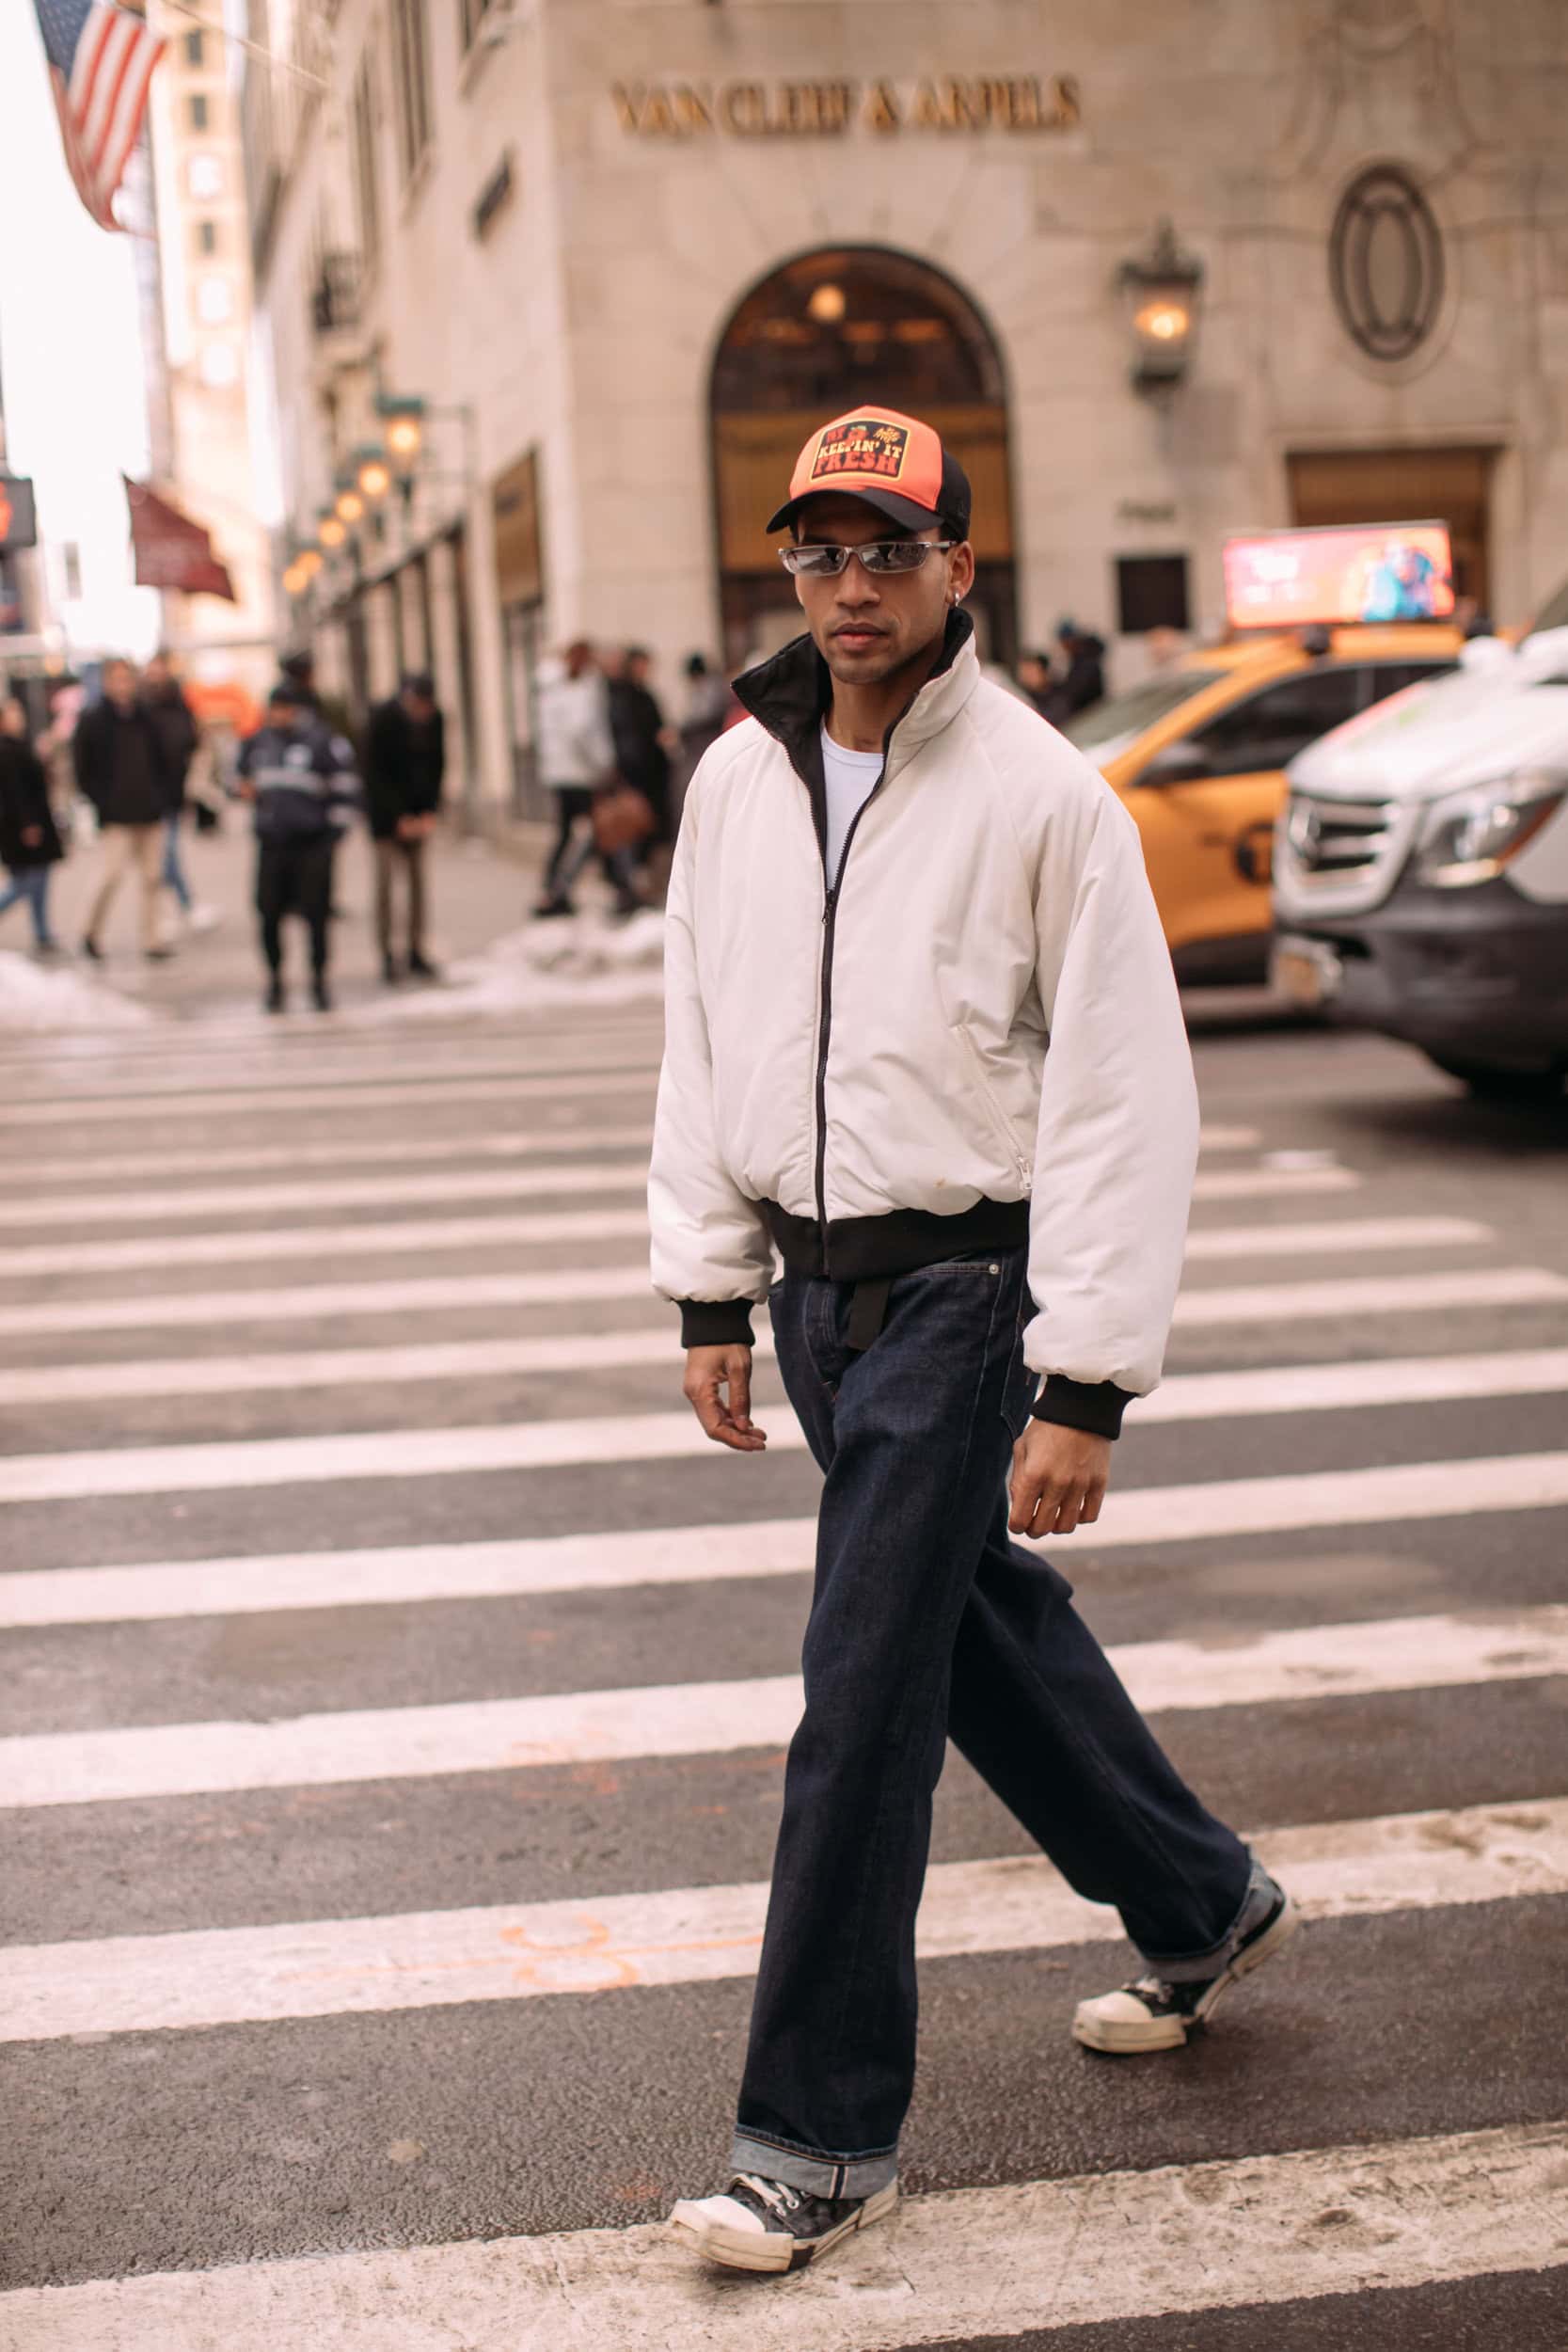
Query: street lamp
318 514 347 551
357 453 392 502
1117 219 1204 396
335 485 366 526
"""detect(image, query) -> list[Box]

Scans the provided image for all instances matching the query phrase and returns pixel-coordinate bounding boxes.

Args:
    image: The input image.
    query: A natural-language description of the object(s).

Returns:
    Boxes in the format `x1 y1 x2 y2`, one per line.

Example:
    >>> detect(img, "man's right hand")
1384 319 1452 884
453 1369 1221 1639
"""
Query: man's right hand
683 1344 767 1452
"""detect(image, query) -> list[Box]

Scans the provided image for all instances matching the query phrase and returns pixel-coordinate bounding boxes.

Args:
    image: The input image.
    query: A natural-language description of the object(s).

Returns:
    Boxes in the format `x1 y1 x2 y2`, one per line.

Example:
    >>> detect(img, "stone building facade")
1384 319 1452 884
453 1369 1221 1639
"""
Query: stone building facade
242 0 1568 818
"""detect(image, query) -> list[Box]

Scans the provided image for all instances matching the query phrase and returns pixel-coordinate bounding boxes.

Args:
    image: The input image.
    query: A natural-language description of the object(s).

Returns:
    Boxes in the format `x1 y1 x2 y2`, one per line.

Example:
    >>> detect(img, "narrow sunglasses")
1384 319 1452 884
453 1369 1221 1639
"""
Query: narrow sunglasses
779 540 958 578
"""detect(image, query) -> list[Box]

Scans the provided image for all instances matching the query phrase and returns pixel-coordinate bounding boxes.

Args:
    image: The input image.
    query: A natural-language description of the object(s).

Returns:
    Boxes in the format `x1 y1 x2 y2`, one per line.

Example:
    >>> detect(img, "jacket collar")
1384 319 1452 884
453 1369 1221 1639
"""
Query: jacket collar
733 607 979 791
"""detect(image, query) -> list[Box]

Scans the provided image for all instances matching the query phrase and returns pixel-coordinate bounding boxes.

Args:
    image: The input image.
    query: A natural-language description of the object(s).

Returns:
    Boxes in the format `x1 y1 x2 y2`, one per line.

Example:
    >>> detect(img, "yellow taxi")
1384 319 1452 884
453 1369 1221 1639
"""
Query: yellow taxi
1061 625 1462 983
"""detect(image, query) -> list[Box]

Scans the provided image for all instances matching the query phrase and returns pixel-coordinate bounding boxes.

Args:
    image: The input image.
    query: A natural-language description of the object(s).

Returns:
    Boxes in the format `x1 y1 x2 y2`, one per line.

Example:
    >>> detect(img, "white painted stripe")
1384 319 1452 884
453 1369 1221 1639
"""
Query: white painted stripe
0 1253 1555 1344
1182 1213 1490 1260
0 1266 657 1339
3 2125 1563 2351
4 1603 1564 1807
2 1798 1562 2042
7 1124 658 1190
0 1121 1266 1202
0 1039 661 1110
1174 1263 1568 1325
1189 1164 1357 1200
0 1206 651 1279
0 1067 658 1130
0 1162 647 1230
0 1327 1560 1431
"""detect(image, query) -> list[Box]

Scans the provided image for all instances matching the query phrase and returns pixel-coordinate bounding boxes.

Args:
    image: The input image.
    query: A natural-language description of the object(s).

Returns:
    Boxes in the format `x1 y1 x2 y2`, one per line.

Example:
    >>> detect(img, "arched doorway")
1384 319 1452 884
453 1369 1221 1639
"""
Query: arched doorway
710 247 1017 669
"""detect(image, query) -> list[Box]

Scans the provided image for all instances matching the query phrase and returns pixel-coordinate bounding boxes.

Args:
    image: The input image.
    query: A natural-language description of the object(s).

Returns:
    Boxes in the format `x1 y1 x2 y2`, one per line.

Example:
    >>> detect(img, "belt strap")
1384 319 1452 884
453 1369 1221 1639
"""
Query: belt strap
846 1276 893 1354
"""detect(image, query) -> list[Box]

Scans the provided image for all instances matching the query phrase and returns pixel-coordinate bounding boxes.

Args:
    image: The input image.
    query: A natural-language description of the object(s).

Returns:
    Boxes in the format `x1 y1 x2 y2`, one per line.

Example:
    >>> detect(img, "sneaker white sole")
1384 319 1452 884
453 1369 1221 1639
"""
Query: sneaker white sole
1073 1893 1299 2056
668 2179 898 2274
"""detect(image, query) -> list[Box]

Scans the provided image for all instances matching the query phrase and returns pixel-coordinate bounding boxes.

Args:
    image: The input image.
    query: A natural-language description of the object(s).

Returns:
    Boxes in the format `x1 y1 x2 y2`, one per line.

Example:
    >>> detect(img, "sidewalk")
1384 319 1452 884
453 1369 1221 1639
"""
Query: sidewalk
0 817 666 1031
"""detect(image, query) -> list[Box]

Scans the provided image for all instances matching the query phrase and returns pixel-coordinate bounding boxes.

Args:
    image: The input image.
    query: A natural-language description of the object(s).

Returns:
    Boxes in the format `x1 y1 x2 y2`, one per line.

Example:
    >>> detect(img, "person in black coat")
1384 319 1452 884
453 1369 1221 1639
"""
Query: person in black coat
237 681 361 1013
0 697 64 952
365 673 445 982
140 651 200 922
608 645 674 864
74 658 180 961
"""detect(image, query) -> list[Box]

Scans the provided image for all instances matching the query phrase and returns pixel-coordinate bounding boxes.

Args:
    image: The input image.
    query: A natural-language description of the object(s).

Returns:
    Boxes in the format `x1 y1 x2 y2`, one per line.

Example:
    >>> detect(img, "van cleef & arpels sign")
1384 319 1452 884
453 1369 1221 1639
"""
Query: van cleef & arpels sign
611 74 1081 139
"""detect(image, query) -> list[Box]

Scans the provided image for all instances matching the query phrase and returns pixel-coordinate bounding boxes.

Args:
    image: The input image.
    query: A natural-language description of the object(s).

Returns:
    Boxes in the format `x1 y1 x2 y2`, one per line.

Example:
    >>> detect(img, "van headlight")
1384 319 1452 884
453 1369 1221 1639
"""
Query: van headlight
1414 771 1566 887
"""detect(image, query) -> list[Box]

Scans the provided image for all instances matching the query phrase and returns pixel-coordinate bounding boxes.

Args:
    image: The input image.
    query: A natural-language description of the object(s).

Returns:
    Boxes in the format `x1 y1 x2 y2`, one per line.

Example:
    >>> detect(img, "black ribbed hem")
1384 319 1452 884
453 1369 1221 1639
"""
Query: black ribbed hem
1031 1375 1133 1440
758 1195 1029 1281
678 1298 755 1349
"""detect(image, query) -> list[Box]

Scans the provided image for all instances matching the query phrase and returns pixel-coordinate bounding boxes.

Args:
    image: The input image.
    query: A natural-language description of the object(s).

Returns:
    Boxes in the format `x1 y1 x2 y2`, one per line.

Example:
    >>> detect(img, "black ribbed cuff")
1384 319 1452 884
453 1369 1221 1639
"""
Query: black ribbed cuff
1031 1375 1133 1440
678 1298 755 1349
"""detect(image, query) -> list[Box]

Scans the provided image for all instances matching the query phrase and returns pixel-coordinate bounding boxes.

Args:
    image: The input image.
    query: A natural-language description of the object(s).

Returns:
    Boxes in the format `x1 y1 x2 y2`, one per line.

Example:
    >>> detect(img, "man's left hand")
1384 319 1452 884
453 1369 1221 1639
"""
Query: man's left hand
1008 1420 1112 1537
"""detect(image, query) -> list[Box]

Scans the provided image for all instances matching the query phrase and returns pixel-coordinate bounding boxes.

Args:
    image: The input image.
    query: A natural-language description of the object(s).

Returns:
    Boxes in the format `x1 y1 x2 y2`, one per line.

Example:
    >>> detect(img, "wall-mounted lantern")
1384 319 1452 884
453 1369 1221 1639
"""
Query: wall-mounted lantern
1117 219 1204 396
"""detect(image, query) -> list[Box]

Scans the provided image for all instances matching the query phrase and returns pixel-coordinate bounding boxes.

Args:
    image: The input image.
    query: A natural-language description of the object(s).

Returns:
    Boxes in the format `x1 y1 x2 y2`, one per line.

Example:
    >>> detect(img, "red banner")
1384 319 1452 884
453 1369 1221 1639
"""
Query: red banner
124 477 237 602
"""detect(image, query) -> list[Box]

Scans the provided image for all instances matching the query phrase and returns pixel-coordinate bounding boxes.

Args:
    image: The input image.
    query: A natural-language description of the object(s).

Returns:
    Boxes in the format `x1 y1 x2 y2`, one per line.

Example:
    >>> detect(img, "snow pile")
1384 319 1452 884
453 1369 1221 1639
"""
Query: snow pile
344 908 668 1025
0 951 156 1032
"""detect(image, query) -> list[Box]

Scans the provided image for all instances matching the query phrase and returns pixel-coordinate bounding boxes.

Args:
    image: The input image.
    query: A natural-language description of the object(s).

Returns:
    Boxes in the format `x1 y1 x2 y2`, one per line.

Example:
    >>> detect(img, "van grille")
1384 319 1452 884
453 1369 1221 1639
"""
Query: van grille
1276 793 1417 916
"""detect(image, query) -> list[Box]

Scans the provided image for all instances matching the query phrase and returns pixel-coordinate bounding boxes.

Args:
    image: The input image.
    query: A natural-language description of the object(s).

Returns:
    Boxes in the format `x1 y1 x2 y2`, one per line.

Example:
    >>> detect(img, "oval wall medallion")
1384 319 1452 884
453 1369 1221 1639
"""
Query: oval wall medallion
1329 164 1445 362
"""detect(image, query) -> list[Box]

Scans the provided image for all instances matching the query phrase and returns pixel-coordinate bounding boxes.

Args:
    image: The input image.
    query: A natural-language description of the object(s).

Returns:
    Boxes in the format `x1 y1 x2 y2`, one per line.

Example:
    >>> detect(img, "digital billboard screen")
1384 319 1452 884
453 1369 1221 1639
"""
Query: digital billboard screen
1222 522 1456 630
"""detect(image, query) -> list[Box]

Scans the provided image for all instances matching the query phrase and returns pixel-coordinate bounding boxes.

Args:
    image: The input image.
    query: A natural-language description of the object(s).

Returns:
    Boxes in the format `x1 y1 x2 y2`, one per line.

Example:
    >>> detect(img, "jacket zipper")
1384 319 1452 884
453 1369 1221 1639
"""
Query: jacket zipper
814 766 889 1274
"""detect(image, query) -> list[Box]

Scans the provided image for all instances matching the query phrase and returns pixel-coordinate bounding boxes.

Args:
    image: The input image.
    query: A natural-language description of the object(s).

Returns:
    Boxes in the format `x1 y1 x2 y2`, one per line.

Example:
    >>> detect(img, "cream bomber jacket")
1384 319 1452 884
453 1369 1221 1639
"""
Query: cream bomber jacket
647 616 1199 1438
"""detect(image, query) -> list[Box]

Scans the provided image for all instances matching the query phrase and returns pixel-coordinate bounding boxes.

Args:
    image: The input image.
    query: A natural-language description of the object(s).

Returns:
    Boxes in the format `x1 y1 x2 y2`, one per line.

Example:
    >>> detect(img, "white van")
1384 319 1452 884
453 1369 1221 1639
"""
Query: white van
1272 619 1568 1102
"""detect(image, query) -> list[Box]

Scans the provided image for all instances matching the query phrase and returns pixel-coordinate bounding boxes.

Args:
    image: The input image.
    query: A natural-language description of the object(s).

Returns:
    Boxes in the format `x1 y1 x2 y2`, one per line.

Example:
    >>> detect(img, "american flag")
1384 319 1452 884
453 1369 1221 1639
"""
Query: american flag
33 0 166 231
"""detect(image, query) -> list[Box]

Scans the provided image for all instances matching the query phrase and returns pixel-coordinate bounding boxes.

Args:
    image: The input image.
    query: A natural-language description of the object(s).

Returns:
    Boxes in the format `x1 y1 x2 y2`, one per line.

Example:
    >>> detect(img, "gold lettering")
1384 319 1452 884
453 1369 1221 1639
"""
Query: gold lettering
1050 72 1083 129
639 86 678 136
817 80 857 133
721 81 766 135
942 78 989 132
1007 77 1042 130
910 80 944 129
672 85 714 135
862 79 901 133
610 83 643 135
983 79 1013 127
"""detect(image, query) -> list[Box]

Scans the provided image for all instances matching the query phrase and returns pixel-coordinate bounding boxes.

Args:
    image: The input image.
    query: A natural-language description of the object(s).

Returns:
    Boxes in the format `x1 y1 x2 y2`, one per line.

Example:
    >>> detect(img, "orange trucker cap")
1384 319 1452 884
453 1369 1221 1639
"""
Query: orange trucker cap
767 406 972 538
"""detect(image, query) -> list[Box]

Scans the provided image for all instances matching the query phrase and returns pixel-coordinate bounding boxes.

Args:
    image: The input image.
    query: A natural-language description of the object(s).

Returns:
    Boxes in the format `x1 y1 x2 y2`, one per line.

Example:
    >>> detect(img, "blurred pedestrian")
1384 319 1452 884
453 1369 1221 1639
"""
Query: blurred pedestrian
73 658 180 962
677 653 730 813
609 644 675 869
1051 618 1106 721
0 695 64 953
1015 648 1054 717
655 405 1293 2277
533 640 642 918
236 681 360 1014
366 672 445 983
139 650 211 934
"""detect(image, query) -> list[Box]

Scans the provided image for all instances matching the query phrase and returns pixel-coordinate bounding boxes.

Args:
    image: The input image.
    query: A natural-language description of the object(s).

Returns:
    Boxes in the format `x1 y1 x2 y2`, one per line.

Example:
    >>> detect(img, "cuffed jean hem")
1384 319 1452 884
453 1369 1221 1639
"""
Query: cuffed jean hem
1134 1853 1278 1985
730 2130 898 2200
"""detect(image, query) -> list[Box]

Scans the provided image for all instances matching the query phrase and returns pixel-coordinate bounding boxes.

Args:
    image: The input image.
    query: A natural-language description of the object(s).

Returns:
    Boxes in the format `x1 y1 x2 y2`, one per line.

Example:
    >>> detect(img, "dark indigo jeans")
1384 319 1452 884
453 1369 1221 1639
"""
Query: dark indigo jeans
731 1246 1255 2198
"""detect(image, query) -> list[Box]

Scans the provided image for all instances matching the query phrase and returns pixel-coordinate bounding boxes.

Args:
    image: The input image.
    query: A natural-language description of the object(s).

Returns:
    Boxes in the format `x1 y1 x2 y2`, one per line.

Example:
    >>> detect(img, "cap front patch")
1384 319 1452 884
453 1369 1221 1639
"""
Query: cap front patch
810 419 911 485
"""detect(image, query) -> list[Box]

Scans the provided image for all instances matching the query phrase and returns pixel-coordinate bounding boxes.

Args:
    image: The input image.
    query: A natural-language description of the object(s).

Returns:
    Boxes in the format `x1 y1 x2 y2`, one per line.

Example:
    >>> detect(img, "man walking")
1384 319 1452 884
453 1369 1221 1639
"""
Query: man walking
139 651 201 930
236 681 359 1012
365 672 445 982
73 658 178 961
652 408 1295 2276
532 640 641 918
608 644 675 868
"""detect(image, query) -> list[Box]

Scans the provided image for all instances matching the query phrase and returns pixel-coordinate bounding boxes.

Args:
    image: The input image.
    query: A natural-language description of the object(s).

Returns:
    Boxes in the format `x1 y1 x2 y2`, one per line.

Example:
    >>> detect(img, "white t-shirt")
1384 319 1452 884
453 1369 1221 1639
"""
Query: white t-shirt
820 725 883 885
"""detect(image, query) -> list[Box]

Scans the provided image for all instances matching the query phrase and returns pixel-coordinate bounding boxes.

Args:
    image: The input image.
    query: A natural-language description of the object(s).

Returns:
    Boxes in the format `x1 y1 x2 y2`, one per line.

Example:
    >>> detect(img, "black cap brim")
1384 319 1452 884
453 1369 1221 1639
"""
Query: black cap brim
767 483 954 537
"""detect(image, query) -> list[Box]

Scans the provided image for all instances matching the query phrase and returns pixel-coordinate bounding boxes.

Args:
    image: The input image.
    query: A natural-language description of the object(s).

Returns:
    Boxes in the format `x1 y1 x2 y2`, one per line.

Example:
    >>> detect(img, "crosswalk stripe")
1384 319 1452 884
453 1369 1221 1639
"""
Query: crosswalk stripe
3 2122 1561 2347
0 1162 653 1230
0 1254 1556 1343
6 1125 660 1189
0 1329 1562 1427
0 1067 659 1131
1 1120 1264 1192
0 1040 662 1111
5 1603 1563 1807
0 1168 1371 1279
2 1797 1561 2042
0 1207 653 1279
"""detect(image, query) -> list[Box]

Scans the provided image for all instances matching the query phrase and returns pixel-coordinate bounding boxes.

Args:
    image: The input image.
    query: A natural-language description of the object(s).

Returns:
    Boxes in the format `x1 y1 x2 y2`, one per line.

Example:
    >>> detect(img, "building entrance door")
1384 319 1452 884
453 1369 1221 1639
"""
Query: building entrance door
710 248 1017 671
1288 446 1497 614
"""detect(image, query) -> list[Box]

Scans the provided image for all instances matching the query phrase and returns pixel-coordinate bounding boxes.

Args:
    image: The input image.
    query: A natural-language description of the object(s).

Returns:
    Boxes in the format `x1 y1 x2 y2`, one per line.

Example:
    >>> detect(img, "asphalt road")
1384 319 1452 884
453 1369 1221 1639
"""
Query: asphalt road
0 889 1565 2349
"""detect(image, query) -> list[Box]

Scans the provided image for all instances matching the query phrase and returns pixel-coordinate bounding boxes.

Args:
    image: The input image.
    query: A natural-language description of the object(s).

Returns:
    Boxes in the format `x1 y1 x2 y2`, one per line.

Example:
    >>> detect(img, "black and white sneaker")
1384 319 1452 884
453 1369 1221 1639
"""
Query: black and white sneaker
1074 1881 1298 2054
668 2171 897 2274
